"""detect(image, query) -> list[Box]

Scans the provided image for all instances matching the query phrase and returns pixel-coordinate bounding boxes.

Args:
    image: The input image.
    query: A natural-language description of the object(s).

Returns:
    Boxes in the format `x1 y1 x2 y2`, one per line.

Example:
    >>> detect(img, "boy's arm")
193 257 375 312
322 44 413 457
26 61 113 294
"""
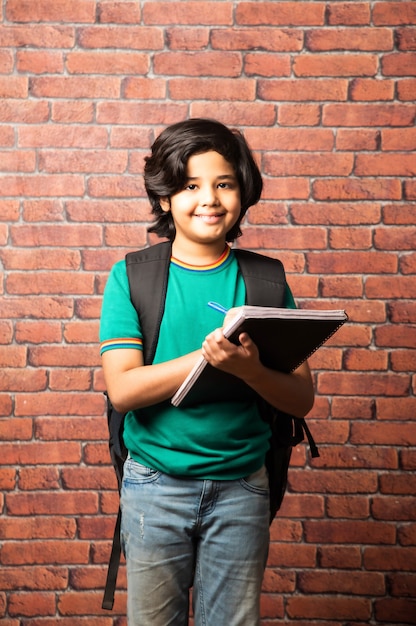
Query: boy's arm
102 348 201 413
202 329 314 418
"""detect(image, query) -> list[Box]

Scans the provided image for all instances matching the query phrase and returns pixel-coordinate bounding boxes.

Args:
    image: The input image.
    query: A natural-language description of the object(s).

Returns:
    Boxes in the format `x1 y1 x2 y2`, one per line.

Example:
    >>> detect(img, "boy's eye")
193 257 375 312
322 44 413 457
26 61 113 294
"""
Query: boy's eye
185 183 197 190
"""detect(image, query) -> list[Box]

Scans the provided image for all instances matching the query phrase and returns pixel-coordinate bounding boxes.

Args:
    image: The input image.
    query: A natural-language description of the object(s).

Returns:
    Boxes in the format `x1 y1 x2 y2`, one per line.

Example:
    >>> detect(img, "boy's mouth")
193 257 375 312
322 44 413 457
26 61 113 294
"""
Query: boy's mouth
195 212 225 223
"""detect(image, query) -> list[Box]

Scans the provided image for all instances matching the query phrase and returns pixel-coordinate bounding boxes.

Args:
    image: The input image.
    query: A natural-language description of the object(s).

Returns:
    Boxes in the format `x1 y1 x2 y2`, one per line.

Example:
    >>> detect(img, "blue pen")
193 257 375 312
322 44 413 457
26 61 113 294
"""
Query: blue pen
207 301 228 315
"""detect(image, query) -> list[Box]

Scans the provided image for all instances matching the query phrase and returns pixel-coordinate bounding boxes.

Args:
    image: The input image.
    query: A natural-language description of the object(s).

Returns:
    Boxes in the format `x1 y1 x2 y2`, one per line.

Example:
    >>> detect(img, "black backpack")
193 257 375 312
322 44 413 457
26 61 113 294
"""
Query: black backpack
102 241 319 610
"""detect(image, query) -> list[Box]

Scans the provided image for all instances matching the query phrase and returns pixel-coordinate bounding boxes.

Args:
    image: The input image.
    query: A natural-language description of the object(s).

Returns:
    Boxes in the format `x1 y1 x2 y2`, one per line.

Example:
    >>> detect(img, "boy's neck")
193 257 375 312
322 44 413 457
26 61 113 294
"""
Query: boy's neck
171 239 228 266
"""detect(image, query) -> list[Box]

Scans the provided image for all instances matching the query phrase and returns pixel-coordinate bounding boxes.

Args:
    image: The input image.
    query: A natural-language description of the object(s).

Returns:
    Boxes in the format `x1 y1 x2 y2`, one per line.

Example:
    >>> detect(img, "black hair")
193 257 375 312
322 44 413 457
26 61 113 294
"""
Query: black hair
144 118 263 242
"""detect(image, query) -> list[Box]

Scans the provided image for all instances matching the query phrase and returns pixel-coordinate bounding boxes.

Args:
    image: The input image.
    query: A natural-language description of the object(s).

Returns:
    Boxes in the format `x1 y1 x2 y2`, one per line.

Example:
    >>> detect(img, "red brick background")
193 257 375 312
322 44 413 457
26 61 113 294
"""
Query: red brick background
1 1 415 624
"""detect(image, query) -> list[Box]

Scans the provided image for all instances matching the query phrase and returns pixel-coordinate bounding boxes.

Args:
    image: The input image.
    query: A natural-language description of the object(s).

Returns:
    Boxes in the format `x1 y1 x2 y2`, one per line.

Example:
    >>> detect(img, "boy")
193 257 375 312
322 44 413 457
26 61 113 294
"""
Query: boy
100 118 314 625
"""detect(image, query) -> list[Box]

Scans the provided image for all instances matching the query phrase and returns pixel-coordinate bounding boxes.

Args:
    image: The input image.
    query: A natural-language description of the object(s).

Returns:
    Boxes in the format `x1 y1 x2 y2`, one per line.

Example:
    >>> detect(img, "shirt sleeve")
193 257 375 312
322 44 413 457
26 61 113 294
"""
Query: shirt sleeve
99 259 143 355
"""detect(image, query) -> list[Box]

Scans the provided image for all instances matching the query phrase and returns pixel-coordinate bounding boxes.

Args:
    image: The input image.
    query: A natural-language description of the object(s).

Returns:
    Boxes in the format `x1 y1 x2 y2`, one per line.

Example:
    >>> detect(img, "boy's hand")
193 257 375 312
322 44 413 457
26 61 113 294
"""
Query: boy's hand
201 327 261 381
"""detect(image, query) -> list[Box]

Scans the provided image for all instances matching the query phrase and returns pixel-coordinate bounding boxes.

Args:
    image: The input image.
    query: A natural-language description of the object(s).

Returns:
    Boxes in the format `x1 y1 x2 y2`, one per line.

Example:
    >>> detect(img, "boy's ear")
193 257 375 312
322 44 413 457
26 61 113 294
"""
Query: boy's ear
159 197 171 212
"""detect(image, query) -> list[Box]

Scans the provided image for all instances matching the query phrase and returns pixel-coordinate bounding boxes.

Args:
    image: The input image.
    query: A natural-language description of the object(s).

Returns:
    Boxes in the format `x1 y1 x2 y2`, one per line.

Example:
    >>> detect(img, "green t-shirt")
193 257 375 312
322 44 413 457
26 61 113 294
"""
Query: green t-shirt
100 246 295 480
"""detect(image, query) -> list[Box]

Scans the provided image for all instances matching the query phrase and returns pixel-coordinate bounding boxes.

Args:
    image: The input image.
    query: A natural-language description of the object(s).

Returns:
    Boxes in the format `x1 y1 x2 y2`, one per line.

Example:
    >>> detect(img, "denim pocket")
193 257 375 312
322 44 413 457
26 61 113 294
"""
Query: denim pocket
239 465 269 494
123 457 161 484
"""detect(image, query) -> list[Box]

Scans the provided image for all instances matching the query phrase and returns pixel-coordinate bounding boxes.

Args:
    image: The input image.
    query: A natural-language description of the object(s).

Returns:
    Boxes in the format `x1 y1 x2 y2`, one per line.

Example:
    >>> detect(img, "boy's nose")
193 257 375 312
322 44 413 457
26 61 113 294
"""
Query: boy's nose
200 186 219 206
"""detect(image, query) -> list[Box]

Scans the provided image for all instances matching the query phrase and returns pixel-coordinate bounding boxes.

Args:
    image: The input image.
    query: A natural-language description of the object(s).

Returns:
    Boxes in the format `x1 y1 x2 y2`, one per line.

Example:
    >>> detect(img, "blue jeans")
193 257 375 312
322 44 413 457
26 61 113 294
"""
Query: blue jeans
121 457 270 626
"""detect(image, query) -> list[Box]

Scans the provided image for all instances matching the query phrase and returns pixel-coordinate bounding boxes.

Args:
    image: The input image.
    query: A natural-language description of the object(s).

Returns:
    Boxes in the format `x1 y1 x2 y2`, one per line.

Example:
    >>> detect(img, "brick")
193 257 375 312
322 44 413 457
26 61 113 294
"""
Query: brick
169 78 256 101
51 100 94 123
323 103 416 126
327 2 371 25
0 99 48 123
313 178 401 201
287 595 371 620
312 445 396 469
236 2 325 25
397 78 416 101
305 519 395 543
8 592 56 617
97 101 187 124
0 368 47 392
374 226 416 250
306 28 392 51
49 368 92 391
396 27 416 51
0 175 85 198
343 348 389 370
306 251 397 274
18 467 60 490
6 492 98 516
351 422 416 446
0 566 68 590
319 371 410 397
6 0 96 22
389 301 416 323
166 27 209 50
190 101 277 126
326 496 371 519
143 1 232 25
377 397 416 421
244 127 334 151
375 598 416 624
11 224 102 247
277 104 321 126
78 25 163 49
349 78 395 101
16 50 64 74
15 391 103 416
382 128 416 151
0 248 80 270
30 75 122 98
0 76 28 98
268 543 316 568
0 25 75 48
380 474 416 496
318 545 362 569
320 276 364 298
329 226 371 249
404 179 416 200
337 129 380 151
366 276 416 299
382 52 416 76
39 149 128 174
6 272 95 295
212 28 303 51
123 76 166 99
391 350 416 372
294 54 378 77
264 153 353 176
35 416 107 441
67 51 149 75
387 572 416 597
23 199 66 222
154 51 242 77
259 78 348 101
1 540 90 565
364 547 416 571
98 0 141 23
241 226 326 251
0 200 19 221
0 346 27 368
373 2 416 26
0 442 81 465
298 570 384 594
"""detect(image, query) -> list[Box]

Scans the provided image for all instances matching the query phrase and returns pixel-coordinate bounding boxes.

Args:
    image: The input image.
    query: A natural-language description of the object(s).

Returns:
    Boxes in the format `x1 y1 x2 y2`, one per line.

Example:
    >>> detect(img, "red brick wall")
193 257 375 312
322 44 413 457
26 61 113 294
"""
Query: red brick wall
1 1 415 623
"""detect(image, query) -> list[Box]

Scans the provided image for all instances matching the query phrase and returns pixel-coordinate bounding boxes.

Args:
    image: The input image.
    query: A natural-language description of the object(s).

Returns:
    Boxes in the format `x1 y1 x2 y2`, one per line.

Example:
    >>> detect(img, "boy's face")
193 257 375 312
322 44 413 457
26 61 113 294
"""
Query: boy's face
160 151 241 253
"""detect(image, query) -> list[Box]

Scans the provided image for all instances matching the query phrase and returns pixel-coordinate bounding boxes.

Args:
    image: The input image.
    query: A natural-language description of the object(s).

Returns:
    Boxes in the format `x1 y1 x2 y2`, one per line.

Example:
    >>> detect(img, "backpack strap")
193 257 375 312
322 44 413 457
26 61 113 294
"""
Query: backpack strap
125 241 172 365
234 249 287 307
